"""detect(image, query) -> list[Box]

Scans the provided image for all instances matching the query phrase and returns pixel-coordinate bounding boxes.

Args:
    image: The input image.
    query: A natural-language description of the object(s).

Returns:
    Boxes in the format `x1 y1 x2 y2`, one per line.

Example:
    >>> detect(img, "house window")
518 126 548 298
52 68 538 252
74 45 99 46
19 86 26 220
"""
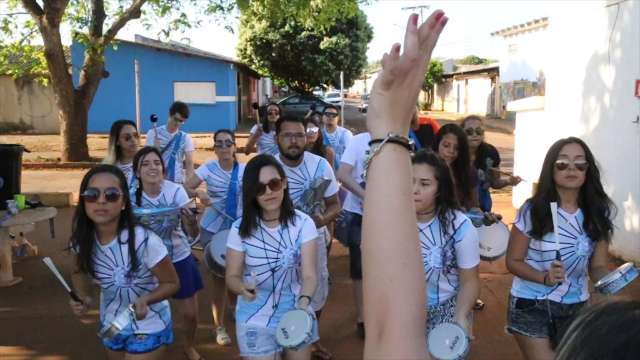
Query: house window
174 82 216 104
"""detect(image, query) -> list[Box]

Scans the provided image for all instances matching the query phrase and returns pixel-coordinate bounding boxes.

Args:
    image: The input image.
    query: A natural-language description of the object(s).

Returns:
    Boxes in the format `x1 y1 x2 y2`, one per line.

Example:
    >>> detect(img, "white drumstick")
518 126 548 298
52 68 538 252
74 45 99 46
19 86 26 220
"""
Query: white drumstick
550 202 562 261
43 257 83 303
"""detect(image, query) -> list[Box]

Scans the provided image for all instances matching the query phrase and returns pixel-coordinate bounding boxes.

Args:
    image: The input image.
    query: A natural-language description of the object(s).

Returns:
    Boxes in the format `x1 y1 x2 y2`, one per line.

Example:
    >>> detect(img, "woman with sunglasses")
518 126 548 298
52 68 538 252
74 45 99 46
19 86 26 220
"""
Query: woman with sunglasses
412 149 480 341
104 119 140 192
185 129 245 346
69 164 179 359
226 154 318 360
245 103 281 156
461 115 521 212
132 146 203 360
505 137 615 360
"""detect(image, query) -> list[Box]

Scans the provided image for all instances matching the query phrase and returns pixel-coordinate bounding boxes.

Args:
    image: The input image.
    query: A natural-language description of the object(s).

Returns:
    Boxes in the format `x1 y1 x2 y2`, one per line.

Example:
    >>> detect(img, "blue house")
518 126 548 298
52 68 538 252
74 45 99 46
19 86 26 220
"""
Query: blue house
72 35 260 133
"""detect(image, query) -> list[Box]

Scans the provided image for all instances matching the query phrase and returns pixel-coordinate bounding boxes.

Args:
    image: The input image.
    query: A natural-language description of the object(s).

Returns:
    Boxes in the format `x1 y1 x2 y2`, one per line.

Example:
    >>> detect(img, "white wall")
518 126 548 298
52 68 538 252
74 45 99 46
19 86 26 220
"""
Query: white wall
511 0 640 261
497 24 549 83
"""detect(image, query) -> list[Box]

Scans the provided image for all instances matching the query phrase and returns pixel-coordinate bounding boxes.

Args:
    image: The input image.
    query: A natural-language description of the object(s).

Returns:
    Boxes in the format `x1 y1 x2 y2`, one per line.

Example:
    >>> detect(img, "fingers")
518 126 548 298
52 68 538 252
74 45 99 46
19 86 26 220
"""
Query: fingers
418 10 448 52
402 13 420 61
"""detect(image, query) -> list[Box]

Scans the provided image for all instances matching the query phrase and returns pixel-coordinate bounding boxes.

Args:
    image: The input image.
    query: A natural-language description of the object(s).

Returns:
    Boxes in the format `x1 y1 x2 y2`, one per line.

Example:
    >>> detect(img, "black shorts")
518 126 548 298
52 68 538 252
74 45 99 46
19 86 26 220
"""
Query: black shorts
338 211 363 280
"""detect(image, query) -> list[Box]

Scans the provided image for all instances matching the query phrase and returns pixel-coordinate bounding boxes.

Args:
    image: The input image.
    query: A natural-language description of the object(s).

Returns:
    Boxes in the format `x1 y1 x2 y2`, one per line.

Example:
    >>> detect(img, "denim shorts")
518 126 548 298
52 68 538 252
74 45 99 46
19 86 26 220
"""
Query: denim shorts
103 323 173 353
506 295 585 342
172 254 204 299
236 320 319 357
335 210 363 280
426 297 457 333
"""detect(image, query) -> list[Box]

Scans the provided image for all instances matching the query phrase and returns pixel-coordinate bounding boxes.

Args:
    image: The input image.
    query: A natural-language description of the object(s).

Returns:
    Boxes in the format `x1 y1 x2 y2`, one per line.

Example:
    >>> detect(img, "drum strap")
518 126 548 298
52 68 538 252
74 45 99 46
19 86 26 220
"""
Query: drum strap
225 161 239 221
161 131 184 182
408 128 423 150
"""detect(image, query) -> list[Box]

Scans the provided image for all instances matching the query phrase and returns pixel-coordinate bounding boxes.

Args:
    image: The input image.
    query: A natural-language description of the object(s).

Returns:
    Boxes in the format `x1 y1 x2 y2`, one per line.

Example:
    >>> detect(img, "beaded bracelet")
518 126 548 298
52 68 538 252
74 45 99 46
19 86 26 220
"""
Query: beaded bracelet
363 133 413 180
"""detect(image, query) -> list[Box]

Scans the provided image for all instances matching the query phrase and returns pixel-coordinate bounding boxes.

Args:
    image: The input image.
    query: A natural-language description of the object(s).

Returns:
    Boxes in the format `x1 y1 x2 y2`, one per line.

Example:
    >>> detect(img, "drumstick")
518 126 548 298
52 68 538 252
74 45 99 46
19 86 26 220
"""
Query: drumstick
211 205 236 222
42 257 84 304
550 202 561 261
488 167 528 182
246 271 257 295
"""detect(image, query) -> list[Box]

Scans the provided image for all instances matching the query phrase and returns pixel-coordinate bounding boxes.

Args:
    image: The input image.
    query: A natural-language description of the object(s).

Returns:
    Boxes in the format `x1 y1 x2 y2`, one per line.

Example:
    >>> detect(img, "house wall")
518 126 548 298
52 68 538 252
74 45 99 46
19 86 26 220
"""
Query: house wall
433 74 497 116
511 0 640 261
72 41 238 133
0 76 58 133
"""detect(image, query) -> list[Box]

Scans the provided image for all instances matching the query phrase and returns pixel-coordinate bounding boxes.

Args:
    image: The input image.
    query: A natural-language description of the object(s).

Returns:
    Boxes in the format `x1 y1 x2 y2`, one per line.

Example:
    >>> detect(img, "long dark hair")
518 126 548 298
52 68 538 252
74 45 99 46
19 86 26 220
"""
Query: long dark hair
71 165 139 276
556 300 640 360
105 119 137 164
239 154 296 238
133 146 166 206
305 112 327 158
527 137 615 241
434 123 474 209
261 103 281 133
412 149 461 236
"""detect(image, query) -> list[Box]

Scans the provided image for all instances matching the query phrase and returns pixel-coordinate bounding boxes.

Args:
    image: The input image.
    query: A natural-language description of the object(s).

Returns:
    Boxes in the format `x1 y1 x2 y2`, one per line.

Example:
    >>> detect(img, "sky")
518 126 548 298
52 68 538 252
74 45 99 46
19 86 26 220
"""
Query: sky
114 0 552 63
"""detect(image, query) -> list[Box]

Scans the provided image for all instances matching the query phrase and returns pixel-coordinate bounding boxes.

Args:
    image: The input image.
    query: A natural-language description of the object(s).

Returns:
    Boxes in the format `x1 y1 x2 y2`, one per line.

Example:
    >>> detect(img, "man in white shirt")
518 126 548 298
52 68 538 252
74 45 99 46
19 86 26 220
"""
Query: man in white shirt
322 104 353 170
275 115 342 359
145 101 195 184
336 131 370 339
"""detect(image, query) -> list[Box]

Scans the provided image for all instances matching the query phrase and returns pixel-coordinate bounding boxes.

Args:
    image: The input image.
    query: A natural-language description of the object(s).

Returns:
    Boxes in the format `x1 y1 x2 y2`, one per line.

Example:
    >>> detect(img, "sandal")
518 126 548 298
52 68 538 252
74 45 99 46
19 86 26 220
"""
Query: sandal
216 326 232 346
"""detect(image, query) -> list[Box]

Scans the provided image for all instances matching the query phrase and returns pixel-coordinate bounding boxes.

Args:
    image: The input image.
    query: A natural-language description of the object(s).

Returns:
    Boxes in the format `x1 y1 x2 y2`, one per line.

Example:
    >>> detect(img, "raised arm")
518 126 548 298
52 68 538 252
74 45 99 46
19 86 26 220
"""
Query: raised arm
362 11 447 359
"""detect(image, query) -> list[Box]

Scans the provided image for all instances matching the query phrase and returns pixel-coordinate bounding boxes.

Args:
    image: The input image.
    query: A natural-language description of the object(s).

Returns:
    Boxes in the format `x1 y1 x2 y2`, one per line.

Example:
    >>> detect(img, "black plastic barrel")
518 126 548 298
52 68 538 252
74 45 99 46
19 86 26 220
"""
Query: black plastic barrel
0 144 24 210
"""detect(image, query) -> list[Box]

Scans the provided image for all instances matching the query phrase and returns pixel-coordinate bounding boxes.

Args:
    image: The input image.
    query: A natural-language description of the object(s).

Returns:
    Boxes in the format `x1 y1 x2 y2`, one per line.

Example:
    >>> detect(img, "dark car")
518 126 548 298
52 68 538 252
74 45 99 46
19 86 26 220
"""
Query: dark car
277 94 332 119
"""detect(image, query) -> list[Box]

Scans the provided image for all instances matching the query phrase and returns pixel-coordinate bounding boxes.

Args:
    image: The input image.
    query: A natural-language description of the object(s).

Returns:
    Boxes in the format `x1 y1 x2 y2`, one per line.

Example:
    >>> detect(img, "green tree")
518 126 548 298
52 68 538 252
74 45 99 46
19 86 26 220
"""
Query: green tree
237 2 372 93
457 55 495 65
0 0 350 161
422 59 443 110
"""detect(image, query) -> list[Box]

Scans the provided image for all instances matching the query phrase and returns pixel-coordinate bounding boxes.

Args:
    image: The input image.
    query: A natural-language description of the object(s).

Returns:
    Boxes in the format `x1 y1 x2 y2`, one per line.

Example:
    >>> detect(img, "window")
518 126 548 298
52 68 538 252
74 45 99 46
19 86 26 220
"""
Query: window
174 82 216 104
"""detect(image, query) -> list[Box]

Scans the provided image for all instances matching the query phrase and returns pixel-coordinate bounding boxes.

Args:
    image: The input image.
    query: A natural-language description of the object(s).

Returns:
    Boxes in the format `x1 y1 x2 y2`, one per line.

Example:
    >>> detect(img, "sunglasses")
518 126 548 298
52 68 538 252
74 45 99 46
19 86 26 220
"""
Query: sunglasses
306 127 319 134
257 178 284 196
81 187 122 203
215 140 235 148
123 133 139 142
267 110 280 115
554 159 588 172
465 127 484 136
323 112 339 118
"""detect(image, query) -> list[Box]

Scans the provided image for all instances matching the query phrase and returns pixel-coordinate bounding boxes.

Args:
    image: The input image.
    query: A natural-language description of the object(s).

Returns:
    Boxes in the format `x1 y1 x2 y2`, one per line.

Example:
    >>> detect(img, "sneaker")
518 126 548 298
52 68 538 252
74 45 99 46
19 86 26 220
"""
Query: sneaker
216 326 232 346
356 322 365 339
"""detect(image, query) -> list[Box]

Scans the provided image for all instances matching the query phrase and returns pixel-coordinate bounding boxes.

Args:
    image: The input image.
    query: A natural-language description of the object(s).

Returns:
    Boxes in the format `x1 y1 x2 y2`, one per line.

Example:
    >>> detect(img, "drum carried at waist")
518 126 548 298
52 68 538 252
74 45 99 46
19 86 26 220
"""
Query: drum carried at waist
476 221 510 262
275 309 315 350
204 230 230 278
594 262 639 295
428 322 470 360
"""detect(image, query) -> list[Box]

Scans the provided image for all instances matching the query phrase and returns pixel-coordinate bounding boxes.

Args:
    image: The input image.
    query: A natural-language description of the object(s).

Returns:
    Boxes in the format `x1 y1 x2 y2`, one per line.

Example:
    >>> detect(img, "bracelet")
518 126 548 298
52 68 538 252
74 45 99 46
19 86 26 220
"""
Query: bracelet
298 295 312 303
363 133 413 180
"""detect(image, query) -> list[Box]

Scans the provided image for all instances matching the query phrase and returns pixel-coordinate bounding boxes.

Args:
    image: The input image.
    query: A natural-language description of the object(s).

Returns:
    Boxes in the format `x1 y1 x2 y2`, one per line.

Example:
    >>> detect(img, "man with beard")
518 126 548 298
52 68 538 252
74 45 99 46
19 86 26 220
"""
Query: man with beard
275 115 341 360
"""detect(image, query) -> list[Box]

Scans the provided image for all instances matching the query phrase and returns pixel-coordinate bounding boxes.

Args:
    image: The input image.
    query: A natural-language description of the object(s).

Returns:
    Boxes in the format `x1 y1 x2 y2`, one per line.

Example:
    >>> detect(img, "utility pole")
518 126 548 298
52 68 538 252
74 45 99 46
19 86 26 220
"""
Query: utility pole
401 4 430 24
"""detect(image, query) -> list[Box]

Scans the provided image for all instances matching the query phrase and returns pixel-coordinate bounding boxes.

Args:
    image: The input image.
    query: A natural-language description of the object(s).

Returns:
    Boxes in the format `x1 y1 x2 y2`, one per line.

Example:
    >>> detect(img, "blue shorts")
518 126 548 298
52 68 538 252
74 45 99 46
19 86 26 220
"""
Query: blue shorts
173 254 204 299
236 320 319 357
103 323 173 353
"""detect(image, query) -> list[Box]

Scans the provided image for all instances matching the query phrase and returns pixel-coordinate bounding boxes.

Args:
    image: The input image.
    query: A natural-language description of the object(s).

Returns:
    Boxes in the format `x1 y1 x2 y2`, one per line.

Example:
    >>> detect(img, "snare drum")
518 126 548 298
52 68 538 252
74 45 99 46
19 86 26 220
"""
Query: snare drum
477 221 510 261
275 309 314 350
594 262 639 295
204 230 229 277
428 322 470 360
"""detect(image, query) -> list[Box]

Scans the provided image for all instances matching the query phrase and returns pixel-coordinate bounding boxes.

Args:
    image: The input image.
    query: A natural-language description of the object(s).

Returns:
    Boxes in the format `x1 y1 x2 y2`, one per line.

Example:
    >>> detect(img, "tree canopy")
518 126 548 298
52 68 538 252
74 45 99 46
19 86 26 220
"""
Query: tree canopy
237 1 372 93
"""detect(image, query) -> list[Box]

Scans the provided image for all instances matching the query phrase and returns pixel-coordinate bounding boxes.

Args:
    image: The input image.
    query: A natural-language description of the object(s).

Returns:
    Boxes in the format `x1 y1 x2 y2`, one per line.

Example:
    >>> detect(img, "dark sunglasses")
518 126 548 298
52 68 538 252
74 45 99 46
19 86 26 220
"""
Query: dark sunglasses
554 159 588 172
465 127 484 136
323 112 339 118
123 133 139 142
81 187 122 203
215 140 235 148
257 178 284 196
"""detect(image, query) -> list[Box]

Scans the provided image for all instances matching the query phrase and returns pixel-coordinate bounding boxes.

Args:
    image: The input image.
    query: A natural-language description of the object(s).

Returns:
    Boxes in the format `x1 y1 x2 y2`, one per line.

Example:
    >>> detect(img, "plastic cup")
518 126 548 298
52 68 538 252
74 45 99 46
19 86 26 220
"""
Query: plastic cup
14 194 26 210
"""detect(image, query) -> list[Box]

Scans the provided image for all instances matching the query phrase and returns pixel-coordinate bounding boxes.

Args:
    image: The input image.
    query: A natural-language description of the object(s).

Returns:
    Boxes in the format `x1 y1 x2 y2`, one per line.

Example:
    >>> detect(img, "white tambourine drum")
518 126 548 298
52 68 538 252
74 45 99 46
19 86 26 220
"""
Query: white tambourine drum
428 322 470 360
477 221 510 261
204 230 229 277
275 309 314 350
594 262 639 295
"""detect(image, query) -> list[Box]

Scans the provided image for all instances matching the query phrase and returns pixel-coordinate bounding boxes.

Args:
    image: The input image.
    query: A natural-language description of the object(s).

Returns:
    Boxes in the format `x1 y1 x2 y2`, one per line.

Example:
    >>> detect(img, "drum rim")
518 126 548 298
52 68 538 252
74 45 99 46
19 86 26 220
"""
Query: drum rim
204 241 226 277
428 322 469 359
276 309 314 347
594 262 638 288
210 230 230 267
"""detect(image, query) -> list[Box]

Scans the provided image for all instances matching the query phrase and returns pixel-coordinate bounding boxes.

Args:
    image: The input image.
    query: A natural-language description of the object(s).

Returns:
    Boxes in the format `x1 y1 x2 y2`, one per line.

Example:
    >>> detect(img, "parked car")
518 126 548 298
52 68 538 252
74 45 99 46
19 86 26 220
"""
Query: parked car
323 91 343 105
277 94 331 119
358 94 370 113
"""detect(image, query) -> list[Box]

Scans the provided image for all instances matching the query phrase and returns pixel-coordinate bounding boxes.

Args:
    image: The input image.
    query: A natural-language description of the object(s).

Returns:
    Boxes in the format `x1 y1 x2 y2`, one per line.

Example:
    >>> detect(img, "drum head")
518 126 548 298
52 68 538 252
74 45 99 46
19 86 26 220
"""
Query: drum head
594 262 639 294
276 309 313 348
428 322 469 360
204 230 229 277
477 222 510 261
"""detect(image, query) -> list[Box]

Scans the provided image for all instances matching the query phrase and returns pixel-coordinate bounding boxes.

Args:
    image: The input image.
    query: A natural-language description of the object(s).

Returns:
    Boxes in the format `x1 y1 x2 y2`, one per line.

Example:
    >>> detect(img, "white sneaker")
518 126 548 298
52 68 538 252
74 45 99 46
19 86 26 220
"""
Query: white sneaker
216 326 232 346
